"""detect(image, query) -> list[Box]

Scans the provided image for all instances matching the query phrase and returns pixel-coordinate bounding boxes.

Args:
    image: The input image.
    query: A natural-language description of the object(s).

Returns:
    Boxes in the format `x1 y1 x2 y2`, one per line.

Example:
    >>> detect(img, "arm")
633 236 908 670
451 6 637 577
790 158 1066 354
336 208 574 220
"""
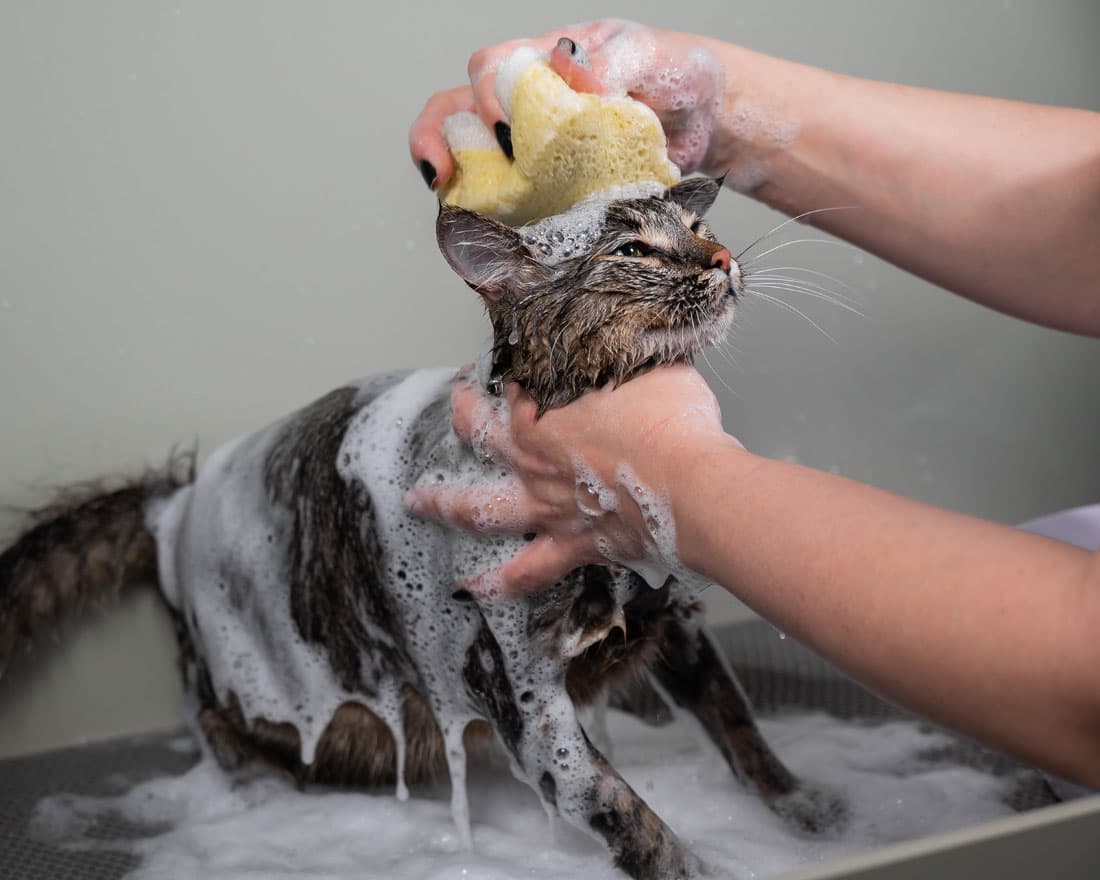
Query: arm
410 22 1100 335
407 367 1100 787
674 428 1100 789
698 39 1100 336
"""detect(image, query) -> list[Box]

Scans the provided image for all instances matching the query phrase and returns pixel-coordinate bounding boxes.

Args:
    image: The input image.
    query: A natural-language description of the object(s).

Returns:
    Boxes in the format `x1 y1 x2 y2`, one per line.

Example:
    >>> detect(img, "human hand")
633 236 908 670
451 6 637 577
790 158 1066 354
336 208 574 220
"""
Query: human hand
409 20 729 190
405 364 733 596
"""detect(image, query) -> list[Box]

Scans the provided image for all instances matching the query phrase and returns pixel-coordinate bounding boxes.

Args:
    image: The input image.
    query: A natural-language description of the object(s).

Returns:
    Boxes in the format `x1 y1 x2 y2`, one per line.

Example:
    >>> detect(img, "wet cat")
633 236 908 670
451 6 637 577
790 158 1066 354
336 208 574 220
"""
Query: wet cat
0 177 842 879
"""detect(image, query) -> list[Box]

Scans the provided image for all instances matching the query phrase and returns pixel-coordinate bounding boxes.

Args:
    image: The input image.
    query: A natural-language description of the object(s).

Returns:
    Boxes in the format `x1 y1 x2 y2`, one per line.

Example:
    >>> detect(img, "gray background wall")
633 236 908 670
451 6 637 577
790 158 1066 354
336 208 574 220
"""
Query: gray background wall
1 1 1098 759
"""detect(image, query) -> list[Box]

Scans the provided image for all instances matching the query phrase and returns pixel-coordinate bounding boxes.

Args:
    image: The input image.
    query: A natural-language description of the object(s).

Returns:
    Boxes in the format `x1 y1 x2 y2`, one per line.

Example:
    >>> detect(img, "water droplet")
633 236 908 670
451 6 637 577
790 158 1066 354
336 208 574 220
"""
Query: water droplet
508 328 519 345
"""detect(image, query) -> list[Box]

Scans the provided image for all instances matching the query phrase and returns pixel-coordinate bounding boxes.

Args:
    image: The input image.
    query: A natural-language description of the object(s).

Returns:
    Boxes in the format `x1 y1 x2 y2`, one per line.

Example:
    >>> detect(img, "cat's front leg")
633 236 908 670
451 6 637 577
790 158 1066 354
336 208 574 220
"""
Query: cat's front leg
649 614 847 834
462 621 702 880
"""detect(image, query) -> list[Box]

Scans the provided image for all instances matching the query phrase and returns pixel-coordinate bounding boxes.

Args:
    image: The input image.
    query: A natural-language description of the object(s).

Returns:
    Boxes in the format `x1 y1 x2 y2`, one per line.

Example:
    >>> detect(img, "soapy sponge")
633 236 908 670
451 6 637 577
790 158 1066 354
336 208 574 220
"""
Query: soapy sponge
441 47 679 225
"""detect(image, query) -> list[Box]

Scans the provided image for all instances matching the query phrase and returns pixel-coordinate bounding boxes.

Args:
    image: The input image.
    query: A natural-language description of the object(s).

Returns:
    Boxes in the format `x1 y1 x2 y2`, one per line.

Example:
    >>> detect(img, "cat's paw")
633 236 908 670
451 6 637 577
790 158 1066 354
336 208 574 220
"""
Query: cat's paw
770 783 848 836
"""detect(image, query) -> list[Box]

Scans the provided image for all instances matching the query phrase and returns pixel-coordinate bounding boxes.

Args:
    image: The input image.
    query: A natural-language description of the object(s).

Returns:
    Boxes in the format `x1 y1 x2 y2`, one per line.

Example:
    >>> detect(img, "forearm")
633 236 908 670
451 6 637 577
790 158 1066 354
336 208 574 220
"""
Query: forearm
698 37 1100 335
666 437 1100 785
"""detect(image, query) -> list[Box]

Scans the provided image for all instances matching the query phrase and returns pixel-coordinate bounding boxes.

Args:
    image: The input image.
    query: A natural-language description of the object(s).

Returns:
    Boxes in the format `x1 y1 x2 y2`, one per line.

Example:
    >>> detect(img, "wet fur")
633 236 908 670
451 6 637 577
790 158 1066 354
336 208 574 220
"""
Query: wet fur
0 453 194 675
439 176 739 413
0 179 843 879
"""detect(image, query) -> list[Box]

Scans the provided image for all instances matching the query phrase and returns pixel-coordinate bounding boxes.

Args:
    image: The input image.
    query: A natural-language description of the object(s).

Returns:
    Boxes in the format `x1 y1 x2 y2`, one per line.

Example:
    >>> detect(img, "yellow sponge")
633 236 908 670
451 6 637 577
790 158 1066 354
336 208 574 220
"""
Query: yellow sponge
441 49 679 225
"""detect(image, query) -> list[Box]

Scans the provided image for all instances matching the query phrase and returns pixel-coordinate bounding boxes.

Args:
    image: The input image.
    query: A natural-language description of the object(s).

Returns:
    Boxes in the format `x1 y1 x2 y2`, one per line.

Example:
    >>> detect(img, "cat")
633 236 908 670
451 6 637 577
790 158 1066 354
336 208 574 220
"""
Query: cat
0 176 843 879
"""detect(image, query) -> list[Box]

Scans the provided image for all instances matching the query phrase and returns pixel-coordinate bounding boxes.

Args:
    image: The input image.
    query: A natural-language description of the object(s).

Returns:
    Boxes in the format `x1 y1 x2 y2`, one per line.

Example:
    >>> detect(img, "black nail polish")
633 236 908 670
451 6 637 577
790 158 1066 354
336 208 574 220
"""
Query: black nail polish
523 532 536 542
419 159 437 190
494 121 514 160
557 37 577 56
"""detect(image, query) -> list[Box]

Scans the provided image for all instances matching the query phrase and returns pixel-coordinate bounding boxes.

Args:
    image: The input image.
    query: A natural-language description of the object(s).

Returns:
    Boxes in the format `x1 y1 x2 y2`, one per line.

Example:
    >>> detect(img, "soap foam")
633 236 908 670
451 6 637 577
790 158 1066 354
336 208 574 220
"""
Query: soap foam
516 181 666 266
572 22 800 184
591 26 724 174
29 711 1019 880
717 100 800 192
581 460 712 595
495 45 543 120
150 428 365 767
442 111 499 153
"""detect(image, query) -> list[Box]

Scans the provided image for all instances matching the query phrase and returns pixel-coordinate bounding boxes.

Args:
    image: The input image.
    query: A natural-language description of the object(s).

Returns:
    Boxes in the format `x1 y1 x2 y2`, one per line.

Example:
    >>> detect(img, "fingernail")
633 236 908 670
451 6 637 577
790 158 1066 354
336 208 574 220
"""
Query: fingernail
556 37 577 56
523 532 537 542
494 121 514 160
404 489 422 511
419 159 437 190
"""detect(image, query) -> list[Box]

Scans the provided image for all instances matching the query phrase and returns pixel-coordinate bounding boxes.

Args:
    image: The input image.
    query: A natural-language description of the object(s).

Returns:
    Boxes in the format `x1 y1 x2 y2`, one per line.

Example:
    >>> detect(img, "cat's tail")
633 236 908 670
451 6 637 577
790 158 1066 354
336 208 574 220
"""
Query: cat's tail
0 451 195 677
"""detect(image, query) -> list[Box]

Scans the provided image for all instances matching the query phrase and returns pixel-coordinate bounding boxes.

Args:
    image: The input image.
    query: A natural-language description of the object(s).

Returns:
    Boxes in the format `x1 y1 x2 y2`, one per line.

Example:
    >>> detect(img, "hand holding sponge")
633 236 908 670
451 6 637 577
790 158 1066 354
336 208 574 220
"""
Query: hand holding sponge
440 44 679 225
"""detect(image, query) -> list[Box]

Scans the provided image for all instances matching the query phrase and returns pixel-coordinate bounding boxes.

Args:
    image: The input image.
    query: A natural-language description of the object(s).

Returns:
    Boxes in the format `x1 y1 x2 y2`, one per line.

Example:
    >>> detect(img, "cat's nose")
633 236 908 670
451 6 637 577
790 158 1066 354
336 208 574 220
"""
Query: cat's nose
709 247 732 272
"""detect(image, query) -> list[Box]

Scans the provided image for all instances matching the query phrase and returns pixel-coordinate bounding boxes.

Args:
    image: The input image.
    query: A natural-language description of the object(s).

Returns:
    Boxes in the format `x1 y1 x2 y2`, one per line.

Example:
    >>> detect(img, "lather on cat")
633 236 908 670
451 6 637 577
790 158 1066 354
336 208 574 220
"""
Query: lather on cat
0 176 843 879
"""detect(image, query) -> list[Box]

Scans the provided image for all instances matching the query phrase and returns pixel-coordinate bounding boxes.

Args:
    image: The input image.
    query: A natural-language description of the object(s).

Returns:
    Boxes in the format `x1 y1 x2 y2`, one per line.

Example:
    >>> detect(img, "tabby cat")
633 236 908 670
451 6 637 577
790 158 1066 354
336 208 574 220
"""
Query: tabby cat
0 177 842 879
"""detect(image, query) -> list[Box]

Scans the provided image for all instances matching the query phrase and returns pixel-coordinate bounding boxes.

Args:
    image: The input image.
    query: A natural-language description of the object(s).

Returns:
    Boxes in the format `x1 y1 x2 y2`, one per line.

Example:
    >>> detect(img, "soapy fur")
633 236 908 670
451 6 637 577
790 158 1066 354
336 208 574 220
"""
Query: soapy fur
0 180 842 880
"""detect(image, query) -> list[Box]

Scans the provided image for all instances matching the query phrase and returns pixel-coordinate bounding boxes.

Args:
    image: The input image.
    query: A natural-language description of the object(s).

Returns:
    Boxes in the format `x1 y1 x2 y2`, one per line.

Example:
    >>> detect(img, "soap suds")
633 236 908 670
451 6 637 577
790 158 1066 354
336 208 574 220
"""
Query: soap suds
443 111 500 153
717 100 799 192
566 22 800 183
29 711 1019 880
515 181 665 266
585 461 710 594
495 45 544 120
571 457 618 517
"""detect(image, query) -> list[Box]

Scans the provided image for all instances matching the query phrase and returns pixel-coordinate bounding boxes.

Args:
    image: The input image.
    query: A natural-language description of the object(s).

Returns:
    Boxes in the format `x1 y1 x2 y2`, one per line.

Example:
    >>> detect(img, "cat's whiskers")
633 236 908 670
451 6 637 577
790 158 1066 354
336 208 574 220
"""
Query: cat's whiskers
734 206 857 262
744 276 866 318
743 265 862 310
742 286 839 343
692 309 741 400
745 264 860 299
709 333 741 372
741 237 859 268
549 325 570 378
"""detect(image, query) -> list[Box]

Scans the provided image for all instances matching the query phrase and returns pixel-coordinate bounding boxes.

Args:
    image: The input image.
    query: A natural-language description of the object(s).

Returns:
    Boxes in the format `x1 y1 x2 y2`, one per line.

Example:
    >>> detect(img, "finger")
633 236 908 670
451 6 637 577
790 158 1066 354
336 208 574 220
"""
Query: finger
405 480 537 535
548 37 605 95
503 380 538 416
463 534 594 599
467 42 527 133
449 379 517 467
448 375 483 445
408 86 474 190
467 32 583 131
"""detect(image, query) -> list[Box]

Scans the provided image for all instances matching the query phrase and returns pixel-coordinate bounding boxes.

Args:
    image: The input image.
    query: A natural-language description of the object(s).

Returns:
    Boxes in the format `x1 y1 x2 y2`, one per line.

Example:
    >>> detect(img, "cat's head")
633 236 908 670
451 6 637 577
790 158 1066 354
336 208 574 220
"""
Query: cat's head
437 177 740 413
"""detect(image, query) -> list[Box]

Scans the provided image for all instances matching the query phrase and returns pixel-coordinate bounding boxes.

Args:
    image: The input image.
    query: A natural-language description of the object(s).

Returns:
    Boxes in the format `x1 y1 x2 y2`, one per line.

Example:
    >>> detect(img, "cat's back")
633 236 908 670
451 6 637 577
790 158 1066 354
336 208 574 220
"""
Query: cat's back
149 369 428 585
146 367 461 763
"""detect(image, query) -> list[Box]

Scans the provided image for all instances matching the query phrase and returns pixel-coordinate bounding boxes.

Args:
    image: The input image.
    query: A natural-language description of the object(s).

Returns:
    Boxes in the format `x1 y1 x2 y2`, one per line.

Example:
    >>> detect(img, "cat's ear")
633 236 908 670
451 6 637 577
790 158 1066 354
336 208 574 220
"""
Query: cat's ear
436 204 542 302
665 176 723 218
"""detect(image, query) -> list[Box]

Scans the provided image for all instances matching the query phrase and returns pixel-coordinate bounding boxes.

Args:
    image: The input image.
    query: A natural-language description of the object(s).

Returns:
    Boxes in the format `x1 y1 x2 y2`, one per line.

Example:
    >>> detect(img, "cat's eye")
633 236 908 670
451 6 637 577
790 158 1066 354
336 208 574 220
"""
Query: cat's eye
612 241 651 258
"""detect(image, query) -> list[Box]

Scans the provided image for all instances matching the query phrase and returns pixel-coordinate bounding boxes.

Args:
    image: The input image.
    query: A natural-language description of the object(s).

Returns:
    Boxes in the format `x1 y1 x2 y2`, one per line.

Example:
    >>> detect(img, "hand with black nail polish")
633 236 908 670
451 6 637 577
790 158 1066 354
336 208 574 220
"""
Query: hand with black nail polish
408 19 732 193
493 121 513 161
419 159 437 190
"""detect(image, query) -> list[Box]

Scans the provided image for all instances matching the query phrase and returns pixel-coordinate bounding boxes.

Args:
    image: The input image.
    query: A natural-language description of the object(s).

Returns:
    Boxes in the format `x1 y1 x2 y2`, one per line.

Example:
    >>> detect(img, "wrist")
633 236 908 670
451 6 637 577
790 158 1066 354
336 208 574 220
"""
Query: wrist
612 422 749 574
695 39 834 194
665 436 761 580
